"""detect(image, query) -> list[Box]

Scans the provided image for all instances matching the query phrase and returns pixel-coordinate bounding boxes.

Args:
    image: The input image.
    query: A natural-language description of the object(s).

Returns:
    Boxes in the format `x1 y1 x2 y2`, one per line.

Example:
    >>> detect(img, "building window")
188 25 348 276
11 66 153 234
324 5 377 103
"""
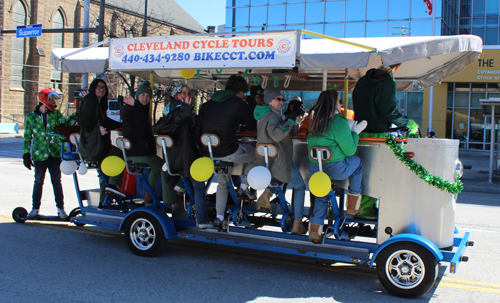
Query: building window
446 82 499 150
51 10 64 81
11 1 27 89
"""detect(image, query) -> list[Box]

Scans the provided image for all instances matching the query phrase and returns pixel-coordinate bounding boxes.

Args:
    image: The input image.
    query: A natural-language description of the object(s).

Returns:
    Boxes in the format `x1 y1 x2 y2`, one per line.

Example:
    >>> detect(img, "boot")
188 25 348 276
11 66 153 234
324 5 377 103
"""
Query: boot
291 219 306 235
256 188 272 211
144 191 153 206
346 194 361 216
308 222 323 244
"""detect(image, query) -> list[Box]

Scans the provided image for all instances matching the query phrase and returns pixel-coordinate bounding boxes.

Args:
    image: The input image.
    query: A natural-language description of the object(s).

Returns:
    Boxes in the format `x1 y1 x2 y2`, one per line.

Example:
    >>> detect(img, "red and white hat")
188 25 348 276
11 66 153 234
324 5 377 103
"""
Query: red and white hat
37 88 60 111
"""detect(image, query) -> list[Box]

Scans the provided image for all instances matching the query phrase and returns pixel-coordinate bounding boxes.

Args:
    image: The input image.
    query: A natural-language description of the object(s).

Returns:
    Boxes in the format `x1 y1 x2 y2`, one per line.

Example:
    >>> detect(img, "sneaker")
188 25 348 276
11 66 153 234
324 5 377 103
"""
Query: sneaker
236 188 257 201
105 184 126 198
26 209 39 219
213 218 227 232
249 188 257 199
57 208 68 219
197 221 213 229
174 185 186 194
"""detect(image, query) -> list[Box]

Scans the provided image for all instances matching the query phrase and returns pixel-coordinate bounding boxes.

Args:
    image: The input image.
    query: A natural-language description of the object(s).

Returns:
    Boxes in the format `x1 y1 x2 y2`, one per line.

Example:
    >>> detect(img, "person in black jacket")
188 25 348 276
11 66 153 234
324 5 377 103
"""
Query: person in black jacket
78 79 124 205
155 83 210 228
121 81 176 205
197 75 257 230
353 64 414 133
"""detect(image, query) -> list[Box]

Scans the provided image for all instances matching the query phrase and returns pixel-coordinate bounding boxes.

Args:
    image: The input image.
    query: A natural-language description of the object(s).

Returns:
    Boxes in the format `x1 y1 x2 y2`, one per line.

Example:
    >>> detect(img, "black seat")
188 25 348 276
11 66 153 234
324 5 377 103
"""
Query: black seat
214 161 234 175
125 161 150 174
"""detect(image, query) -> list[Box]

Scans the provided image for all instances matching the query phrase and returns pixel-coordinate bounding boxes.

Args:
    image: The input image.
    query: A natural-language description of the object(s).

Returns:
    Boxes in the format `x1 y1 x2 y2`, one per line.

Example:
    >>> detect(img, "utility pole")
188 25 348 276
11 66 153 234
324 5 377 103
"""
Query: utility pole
82 0 90 89
142 0 148 37
98 0 105 42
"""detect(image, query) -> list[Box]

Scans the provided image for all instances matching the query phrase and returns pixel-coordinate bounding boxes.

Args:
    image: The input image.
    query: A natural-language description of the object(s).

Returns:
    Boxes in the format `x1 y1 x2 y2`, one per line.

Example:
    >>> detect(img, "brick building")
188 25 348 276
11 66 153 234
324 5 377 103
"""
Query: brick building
0 0 204 127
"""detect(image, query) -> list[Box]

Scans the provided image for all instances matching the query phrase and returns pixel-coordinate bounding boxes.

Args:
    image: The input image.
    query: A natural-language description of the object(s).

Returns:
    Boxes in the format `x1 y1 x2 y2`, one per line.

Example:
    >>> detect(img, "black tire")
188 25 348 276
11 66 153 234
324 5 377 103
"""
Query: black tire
376 242 438 298
12 207 27 223
69 207 86 227
280 213 293 233
125 212 165 257
232 207 247 226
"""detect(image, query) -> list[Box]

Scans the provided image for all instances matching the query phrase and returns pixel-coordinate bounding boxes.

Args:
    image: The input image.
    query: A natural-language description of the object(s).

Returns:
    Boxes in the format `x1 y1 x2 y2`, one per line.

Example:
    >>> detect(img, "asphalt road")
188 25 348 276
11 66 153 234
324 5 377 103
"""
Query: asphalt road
1 137 499 302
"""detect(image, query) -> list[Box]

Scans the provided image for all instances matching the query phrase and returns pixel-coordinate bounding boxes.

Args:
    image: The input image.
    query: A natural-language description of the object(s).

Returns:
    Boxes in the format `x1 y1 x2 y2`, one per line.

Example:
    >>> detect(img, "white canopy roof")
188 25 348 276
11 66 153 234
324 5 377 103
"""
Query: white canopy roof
299 35 482 90
50 32 482 91
50 47 109 74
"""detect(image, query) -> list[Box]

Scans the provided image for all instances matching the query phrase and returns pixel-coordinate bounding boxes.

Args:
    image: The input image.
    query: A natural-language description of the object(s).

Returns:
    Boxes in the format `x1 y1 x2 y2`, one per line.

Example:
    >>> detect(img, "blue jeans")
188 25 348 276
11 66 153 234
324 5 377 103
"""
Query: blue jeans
270 163 306 220
32 157 64 210
192 178 208 224
309 156 363 225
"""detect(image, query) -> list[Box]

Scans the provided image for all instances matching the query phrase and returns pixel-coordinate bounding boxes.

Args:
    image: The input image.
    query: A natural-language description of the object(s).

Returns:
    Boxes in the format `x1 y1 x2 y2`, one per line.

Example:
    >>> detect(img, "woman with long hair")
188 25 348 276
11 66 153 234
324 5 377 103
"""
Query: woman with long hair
78 78 124 206
306 90 367 243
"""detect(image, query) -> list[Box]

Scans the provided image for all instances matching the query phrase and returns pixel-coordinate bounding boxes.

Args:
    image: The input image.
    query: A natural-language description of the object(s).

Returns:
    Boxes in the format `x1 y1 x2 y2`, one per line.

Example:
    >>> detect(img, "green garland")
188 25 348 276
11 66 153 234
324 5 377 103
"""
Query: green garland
385 137 463 194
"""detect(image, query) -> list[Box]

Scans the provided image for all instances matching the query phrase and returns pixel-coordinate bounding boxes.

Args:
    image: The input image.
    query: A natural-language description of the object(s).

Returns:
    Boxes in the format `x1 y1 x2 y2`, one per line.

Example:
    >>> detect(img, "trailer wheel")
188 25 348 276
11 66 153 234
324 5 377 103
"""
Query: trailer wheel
376 242 437 298
125 212 165 257
187 202 196 221
12 207 27 223
232 207 247 226
69 207 85 227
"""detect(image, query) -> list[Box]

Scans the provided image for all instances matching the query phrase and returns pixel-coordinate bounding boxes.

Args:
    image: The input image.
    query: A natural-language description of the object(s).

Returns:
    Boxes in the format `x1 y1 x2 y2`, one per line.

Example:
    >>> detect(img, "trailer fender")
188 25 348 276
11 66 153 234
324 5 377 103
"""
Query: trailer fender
120 207 175 239
369 234 444 268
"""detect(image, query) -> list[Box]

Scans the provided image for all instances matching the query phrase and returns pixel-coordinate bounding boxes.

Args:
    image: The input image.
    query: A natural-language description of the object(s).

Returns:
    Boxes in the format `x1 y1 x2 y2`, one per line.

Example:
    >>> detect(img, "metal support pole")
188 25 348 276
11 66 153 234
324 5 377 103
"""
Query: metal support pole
149 71 154 125
322 69 327 91
428 86 434 133
344 69 349 118
489 105 496 183
98 0 105 42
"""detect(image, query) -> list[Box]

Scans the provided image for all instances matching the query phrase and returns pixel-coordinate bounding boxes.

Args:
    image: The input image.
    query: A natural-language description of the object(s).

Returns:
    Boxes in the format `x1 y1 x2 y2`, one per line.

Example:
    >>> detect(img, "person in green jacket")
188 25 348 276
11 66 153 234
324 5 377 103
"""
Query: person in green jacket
353 64 411 133
307 90 367 243
23 88 72 219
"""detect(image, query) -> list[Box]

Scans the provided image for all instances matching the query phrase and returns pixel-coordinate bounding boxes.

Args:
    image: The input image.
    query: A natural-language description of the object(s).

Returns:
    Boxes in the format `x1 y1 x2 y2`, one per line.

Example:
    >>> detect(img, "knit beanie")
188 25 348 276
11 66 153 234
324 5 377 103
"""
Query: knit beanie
136 80 152 98
249 85 263 97
264 89 283 105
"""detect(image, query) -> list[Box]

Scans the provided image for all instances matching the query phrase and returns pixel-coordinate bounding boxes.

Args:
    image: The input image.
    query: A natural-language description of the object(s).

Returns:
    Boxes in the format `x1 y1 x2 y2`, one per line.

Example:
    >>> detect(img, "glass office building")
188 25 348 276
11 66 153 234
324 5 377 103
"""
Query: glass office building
225 0 498 44
225 0 500 150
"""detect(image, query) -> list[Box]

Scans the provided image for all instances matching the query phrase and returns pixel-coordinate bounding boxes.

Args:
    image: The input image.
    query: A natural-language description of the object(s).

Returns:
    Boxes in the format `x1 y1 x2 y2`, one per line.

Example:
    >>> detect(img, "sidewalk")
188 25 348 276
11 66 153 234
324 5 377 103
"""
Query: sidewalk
459 150 500 194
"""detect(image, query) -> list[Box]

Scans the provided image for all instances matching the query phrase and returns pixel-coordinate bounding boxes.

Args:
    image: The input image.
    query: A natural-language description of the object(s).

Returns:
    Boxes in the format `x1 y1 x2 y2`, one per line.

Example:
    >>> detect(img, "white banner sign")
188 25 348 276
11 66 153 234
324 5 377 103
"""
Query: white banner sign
108 32 297 71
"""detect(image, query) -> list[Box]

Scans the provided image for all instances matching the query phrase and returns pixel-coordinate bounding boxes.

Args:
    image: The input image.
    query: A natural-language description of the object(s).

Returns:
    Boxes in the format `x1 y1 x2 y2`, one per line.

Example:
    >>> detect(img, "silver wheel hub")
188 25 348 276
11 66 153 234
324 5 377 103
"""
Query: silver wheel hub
385 249 425 290
130 218 156 251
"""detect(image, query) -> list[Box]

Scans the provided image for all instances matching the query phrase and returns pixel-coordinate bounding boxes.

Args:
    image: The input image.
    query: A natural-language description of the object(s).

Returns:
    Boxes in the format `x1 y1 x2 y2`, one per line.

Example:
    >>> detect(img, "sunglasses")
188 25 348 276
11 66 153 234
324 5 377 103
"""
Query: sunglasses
275 97 286 102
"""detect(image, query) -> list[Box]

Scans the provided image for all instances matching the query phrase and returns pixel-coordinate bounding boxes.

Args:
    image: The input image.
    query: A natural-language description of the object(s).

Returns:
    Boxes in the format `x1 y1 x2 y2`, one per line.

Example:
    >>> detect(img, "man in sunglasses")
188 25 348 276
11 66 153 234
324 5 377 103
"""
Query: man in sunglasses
253 89 307 234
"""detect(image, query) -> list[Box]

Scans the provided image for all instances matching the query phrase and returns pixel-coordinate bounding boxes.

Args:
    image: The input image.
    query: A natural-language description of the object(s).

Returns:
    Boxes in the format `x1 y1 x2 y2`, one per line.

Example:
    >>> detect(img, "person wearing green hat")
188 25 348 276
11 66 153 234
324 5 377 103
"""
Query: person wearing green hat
121 80 176 205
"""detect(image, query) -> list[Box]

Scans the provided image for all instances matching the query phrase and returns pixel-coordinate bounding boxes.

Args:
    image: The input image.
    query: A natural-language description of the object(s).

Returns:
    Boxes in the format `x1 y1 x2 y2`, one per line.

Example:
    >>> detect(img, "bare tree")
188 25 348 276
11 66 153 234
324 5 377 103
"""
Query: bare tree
90 3 175 96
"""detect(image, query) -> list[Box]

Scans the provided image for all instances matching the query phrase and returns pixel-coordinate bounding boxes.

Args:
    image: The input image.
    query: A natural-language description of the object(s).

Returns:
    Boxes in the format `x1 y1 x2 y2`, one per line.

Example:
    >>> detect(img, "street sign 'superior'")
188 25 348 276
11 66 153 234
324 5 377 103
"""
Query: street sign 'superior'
16 24 42 38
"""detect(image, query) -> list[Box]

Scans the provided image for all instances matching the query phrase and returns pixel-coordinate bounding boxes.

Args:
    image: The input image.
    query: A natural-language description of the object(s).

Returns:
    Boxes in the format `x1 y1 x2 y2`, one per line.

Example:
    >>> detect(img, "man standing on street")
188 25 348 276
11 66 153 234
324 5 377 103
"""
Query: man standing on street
23 88 72 219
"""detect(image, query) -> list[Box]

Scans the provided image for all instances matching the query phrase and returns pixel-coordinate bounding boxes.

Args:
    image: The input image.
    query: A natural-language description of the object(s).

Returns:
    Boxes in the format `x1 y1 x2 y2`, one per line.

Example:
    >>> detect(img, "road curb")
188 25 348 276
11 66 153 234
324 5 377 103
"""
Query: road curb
462 185 500 194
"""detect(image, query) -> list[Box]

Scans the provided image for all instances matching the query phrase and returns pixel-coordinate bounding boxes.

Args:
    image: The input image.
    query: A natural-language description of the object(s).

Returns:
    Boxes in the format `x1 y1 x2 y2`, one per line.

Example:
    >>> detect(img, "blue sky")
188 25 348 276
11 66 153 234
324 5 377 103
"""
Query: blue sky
175 0 227 30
